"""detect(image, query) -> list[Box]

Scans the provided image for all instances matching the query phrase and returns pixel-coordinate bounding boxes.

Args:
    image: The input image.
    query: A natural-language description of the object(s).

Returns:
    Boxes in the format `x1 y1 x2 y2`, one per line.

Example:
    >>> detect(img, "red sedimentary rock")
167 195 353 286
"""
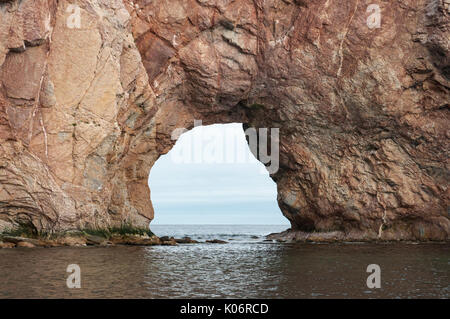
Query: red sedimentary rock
0 0 448 241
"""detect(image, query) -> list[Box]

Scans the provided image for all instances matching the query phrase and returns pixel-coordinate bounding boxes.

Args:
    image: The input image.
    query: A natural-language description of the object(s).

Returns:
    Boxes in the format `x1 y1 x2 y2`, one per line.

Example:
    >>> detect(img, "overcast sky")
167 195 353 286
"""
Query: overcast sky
148 123 288 225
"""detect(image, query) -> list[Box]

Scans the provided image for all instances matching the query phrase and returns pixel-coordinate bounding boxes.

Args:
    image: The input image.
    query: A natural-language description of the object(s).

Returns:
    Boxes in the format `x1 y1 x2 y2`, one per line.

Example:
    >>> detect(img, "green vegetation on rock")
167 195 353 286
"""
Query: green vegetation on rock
0 222 154 241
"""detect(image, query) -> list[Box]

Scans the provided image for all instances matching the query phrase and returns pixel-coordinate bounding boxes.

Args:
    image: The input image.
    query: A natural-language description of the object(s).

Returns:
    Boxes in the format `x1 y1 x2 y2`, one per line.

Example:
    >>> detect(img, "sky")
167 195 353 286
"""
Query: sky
148 123 288 225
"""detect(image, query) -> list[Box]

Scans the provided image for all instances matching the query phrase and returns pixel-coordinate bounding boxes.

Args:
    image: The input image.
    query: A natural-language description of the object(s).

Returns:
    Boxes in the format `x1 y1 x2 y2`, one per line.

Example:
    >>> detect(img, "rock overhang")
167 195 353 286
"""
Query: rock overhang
0 0 448 241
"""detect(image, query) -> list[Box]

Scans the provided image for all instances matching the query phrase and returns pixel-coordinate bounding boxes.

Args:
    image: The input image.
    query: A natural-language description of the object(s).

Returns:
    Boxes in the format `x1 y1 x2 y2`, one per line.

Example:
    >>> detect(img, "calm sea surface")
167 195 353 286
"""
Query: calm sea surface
0 225 448 298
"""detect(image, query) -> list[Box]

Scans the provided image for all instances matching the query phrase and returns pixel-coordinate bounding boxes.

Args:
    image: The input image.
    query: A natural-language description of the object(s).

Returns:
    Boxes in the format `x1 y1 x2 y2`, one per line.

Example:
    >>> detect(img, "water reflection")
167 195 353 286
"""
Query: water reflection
0 243 448 298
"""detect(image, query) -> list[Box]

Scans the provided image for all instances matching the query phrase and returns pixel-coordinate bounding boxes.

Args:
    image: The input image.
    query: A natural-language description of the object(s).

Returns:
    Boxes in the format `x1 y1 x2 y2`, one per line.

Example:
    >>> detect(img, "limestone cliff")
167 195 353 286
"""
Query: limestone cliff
0 0 448 241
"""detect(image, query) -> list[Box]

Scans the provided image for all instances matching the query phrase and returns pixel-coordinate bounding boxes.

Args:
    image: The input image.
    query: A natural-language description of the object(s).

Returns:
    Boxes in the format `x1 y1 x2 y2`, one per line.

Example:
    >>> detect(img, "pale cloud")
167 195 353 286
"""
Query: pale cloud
148 123 287 225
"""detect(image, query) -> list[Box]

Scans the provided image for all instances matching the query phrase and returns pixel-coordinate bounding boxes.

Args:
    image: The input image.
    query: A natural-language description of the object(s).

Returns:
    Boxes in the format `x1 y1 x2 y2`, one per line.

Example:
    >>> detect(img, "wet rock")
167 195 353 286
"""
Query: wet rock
44 241 63 248
161 238 178 246
16 241 35 248
1 236 45 247
206 239 228 244
85 235 107 246
99 240 114 247
57 236 86 247
0 241 15 248
268 230 363 243
158 236 179 245
110 235 161 246
174 237 199 244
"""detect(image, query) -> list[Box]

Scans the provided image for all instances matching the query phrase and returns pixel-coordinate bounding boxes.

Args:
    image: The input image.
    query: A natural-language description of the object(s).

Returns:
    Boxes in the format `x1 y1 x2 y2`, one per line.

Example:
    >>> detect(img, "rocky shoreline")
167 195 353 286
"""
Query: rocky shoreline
267 229 450 243
0 233 231 249
2 230 449 249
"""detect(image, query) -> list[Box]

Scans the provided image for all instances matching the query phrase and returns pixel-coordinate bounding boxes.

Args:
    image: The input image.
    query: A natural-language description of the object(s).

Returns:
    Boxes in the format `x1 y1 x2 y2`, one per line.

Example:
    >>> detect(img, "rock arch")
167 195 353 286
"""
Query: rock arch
0 0 448 240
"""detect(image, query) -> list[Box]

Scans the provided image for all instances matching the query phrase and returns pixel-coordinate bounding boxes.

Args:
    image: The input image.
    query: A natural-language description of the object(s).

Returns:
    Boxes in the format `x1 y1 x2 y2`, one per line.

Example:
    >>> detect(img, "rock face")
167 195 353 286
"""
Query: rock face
0 0 156 231
0 0 449 241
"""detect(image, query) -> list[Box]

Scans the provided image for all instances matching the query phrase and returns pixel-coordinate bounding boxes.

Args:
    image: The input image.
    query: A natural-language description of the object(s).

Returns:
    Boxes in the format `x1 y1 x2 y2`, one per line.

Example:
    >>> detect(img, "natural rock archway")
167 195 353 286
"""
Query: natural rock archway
0 0 448 241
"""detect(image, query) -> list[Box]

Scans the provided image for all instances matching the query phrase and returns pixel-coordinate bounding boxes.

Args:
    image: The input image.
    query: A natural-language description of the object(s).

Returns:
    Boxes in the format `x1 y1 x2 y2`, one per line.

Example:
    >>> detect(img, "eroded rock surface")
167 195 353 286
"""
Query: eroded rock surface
0 0 449 241
0 0 156 231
